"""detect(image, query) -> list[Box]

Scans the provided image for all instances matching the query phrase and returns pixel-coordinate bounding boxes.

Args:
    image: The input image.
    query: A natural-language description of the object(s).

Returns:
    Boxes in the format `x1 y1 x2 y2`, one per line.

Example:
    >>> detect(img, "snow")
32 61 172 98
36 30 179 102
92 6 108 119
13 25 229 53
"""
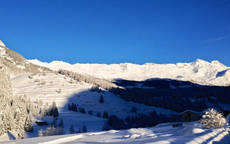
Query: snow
179 110 201 115
16 65 25 69
38 134 84 144
2 122 230 144
0 40 6 56
0 40 5 47
8 72 177 141
1 42 230 143
23 112 106 139
29 59 230 86
0 48 5 57
11 73 176 118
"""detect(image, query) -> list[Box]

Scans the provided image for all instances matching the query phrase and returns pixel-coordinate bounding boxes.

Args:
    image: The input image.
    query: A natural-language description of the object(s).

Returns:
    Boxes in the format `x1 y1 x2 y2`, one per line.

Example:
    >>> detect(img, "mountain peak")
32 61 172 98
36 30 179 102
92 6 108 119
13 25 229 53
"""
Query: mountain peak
194 59 209 64
0 40 6 56
211 60 225 67
0 40 6 47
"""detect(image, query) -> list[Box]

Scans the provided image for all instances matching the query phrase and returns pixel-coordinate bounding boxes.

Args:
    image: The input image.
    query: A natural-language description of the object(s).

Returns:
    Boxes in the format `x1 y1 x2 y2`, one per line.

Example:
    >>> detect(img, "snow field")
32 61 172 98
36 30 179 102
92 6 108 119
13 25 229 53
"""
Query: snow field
3 122 230 144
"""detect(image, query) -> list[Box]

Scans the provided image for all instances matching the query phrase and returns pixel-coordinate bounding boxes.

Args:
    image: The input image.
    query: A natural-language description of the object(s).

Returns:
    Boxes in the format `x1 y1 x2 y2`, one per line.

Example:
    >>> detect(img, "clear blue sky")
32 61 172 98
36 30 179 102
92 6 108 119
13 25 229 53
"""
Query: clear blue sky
0 0 230 65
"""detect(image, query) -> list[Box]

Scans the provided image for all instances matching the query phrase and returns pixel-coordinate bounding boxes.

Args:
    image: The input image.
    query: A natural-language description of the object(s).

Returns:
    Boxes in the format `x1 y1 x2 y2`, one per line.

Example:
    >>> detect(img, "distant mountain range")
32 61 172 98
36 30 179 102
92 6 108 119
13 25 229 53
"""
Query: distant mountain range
29 58 230 86
1 40 229 86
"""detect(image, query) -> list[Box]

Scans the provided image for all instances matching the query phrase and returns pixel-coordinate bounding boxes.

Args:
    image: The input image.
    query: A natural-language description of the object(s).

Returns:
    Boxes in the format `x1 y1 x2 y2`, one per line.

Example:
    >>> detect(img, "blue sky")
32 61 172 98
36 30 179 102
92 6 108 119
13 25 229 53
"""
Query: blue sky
0 0 230 65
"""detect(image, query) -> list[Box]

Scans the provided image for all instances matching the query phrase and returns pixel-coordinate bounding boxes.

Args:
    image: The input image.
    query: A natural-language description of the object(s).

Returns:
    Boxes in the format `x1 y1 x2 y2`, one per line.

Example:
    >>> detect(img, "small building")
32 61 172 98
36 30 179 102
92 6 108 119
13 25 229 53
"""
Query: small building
179 110 201 122
35 120 49 126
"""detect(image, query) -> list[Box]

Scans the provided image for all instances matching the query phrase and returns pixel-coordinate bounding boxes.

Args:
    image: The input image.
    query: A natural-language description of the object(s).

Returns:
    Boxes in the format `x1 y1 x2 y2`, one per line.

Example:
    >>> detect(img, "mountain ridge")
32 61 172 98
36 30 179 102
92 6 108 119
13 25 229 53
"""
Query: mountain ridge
0 41 51 76
0 40 229 86
29 58 230 86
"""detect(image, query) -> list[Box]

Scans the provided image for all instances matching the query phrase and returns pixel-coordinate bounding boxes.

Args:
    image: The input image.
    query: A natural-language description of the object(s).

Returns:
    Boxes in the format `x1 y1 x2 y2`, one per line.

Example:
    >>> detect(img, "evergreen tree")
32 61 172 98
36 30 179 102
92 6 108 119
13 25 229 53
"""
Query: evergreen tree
131 106 137 113
58 119 64 128
82 125 87 133
52 101 59 117
103 111 109 119
201 108 227 129
51 118 57 128
79 107 86 114
99 95 104 103
97 112 101 117
24 114 33 132
69 125 75 134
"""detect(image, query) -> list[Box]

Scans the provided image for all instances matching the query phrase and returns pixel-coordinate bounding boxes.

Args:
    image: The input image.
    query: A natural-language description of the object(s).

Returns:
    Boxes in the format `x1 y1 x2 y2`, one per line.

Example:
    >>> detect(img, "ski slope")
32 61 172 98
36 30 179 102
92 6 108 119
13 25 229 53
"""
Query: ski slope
3 122 230 144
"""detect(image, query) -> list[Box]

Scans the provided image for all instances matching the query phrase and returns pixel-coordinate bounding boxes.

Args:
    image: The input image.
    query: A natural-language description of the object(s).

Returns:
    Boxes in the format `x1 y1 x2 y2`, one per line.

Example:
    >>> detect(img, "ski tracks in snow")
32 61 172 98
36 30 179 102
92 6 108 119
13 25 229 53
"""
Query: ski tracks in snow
186 127 230 144
38 134 84 144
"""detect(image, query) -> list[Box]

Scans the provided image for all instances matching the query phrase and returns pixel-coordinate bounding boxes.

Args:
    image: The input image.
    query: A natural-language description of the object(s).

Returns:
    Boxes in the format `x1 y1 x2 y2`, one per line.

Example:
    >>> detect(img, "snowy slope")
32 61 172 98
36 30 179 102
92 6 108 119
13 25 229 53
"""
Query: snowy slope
3 122 230 144
0 40 5 47
29 59 230 86
11 73 176 118
0 40 6 56
8 72 177 140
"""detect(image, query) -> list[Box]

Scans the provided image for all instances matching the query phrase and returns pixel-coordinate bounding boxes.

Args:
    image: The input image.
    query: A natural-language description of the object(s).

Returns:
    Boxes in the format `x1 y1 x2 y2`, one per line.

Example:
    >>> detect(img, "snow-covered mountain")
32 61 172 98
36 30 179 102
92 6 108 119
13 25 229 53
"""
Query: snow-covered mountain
29 59 230 86
0 41 178 141
0 41 50 76
1 40 230 143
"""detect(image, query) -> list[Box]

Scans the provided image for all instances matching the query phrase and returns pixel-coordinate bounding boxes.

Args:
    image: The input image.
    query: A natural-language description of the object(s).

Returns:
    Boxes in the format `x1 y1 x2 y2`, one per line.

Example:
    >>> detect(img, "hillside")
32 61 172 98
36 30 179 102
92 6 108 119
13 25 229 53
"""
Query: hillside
0 41 51 76
0 60 12 96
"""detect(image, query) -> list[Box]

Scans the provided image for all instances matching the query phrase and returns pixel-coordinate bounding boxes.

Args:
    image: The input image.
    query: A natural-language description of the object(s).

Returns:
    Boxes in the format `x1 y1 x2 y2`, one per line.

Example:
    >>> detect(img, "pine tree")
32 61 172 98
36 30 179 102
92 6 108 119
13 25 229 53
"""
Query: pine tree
58 119 64 128
99 95 104 103
131 106 137 113
0 66 40 139
103 111 109 119
97 112 101 117
24 114 33 132
51 118 57 128
52 102 59 117
82 125 87 133
69 125 75 134
68 103 71 111
201 108 227 129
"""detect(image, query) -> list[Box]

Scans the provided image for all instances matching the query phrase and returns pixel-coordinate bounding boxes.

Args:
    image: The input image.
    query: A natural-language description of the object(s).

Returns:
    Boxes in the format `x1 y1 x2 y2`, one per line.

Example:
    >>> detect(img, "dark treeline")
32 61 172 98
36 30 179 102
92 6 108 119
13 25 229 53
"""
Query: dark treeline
111 79 230 112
